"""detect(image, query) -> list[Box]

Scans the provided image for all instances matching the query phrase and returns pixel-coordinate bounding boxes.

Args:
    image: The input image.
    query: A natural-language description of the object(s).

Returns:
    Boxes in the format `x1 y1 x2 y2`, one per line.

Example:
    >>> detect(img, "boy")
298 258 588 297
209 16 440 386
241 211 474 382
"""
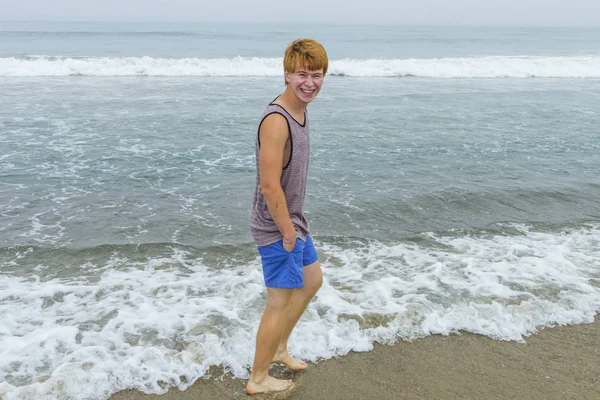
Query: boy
247 38 328 394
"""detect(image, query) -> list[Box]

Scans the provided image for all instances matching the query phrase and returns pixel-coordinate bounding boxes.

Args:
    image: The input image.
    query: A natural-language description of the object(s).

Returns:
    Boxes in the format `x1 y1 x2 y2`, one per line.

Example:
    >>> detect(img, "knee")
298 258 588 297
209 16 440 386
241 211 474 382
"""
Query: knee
305 272 323 296
266 292 293 312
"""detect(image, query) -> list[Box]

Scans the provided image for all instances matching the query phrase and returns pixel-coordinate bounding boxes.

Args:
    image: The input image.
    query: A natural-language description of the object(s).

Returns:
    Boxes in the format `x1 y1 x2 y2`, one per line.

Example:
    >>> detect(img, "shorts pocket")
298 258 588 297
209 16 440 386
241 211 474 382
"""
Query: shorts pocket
282 238 297 253
277 249 304 288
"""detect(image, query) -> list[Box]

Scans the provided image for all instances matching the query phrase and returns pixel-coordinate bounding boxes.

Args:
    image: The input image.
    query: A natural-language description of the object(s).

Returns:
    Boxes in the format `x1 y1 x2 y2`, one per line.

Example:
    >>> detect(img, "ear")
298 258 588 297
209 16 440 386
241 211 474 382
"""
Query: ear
285 71 291 84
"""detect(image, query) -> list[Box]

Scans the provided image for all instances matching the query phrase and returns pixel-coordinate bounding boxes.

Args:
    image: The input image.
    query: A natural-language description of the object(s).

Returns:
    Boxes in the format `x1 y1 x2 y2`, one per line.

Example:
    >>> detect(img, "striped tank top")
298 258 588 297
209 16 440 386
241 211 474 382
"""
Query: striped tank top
249 101 310 246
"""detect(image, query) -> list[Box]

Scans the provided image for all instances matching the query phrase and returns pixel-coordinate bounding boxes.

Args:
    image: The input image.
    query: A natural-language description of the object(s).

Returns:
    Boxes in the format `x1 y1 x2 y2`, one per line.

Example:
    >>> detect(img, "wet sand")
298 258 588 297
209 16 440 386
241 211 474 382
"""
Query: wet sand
111 316 599 400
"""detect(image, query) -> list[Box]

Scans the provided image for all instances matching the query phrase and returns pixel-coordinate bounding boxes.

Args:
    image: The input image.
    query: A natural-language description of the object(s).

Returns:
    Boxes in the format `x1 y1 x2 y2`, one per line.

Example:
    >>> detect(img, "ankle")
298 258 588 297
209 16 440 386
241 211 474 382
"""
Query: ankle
249 371 268 383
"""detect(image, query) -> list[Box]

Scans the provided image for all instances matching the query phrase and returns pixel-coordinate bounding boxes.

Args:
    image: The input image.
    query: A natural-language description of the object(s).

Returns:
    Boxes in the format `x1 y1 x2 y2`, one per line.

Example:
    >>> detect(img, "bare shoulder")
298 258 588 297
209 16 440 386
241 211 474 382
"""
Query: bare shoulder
259 113 289 145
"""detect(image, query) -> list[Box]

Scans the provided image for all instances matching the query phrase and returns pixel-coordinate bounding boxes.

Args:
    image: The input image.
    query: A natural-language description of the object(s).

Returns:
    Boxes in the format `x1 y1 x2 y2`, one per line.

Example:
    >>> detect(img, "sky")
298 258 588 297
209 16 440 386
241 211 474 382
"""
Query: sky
0 0 599 26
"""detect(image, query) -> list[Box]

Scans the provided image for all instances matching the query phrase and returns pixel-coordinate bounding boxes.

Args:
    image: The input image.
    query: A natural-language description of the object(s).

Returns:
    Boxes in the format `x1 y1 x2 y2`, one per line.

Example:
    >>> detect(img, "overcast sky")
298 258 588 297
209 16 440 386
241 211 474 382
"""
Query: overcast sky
1 0 599 26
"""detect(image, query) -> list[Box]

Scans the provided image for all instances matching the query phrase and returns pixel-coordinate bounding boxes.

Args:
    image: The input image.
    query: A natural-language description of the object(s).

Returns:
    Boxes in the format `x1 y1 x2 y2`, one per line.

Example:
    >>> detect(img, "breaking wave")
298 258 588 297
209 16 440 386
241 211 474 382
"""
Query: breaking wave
2 55 600 77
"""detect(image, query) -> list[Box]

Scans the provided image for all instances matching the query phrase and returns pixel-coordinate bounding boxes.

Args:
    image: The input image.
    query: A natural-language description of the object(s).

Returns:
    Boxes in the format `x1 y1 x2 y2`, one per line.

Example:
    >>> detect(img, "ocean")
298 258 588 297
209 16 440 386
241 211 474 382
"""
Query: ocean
1 21 599 399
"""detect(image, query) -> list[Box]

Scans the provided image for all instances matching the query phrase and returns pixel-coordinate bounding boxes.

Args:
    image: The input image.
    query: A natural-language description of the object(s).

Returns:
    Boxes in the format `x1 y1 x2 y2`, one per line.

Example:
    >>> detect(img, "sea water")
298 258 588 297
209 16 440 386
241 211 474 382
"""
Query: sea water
1 22 599 399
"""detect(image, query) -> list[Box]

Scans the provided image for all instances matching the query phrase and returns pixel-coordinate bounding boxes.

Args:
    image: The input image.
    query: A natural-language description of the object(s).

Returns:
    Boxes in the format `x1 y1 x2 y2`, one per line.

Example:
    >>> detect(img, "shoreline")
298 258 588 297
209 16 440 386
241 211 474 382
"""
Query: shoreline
111 315 599 400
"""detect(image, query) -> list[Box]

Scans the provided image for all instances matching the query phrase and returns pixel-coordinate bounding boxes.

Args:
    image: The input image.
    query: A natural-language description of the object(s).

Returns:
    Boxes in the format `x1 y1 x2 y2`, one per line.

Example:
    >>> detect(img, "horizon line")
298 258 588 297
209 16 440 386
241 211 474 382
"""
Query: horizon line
1 19 599 29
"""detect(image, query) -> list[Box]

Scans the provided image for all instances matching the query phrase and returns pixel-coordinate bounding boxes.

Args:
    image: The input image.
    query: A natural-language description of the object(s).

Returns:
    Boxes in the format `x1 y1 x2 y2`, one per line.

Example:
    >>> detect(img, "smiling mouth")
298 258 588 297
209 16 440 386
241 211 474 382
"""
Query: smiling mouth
301 89 315 94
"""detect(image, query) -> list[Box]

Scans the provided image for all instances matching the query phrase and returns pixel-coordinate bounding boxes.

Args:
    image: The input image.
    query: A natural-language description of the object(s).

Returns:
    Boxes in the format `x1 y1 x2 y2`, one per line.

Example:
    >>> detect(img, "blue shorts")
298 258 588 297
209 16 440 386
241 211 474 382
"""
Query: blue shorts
257 235 318 289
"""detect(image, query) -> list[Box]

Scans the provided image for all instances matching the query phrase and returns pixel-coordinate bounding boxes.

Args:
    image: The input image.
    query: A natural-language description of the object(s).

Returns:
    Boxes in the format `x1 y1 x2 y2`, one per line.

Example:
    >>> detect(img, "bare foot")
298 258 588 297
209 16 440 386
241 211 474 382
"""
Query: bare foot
246 376 294 395
272 351 308 371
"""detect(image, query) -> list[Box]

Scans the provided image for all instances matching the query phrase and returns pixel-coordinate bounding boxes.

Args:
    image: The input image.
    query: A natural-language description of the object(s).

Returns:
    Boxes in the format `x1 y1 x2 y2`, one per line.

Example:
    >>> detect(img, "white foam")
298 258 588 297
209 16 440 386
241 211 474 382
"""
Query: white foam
2 55 600 77
16 212 66 244
0 225 599 399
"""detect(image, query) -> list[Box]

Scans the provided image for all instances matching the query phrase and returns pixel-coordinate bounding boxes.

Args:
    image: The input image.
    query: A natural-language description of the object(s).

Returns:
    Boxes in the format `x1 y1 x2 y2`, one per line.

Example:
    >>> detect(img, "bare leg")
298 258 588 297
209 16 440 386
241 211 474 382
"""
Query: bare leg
273 261 323 370
246 287 295 395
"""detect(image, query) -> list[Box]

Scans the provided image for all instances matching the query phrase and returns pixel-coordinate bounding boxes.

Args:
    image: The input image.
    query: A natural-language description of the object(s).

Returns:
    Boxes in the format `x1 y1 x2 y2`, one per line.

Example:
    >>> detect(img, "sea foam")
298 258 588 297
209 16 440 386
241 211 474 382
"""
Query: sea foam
1 224 599 399
2 55 600 77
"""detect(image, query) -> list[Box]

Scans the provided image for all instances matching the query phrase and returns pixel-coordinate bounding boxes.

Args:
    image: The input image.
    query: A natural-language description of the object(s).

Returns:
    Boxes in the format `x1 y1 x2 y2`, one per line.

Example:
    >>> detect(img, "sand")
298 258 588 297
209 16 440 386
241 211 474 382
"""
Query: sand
111 316 599 400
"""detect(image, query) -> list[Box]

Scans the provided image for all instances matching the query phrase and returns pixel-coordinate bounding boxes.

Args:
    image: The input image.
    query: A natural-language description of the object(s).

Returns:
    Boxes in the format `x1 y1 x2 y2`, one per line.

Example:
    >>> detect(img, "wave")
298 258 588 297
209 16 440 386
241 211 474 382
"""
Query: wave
1 223 599 399
1 55 600 77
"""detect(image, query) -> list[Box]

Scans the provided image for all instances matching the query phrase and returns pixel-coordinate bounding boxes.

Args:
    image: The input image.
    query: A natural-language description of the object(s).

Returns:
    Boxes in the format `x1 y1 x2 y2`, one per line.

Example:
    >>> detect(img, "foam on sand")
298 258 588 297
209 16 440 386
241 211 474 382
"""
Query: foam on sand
1 224 599 399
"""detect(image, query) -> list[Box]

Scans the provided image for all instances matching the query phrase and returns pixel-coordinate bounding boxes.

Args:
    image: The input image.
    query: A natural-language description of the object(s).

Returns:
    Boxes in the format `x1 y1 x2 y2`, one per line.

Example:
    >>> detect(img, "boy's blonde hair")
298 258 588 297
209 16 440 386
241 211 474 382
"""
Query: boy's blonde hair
283 39 328 83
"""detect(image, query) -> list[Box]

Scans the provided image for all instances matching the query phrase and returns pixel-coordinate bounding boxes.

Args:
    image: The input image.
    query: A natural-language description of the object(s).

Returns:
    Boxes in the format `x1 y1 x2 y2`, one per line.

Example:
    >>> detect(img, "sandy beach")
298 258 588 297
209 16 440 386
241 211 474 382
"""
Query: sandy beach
111 315 599 400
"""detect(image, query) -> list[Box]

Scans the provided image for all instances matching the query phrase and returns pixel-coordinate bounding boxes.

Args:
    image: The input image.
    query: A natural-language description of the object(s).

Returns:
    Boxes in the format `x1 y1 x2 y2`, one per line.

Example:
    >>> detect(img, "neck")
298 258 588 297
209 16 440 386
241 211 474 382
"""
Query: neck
278 86 308 115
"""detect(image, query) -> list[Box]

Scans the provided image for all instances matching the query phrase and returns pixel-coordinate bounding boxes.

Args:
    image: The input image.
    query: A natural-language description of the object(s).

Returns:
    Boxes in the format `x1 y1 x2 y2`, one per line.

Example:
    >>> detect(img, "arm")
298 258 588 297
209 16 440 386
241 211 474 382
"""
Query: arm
258 114 296 250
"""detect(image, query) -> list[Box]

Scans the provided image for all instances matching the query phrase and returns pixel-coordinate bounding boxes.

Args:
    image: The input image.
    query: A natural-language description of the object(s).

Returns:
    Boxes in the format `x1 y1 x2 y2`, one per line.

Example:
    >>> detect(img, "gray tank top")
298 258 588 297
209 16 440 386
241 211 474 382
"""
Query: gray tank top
249 101 310 246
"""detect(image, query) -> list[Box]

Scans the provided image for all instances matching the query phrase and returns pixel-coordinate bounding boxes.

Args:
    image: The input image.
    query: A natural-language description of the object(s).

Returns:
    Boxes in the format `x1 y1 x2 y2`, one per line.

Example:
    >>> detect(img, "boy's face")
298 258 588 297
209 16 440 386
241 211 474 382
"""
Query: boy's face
285 66 325 104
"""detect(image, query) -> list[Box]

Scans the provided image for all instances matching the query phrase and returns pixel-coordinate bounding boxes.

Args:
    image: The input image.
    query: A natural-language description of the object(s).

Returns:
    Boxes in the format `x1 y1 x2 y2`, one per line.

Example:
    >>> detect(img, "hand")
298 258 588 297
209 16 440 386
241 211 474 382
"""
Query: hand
283 237 296 252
